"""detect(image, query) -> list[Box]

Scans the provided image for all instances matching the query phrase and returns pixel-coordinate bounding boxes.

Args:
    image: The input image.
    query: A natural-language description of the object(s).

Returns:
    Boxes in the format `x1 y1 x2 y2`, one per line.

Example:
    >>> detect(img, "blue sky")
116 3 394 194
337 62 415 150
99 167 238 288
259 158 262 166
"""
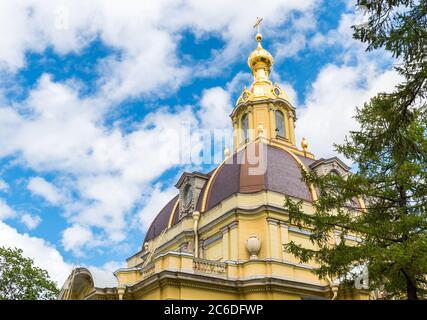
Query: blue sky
0 0 400 285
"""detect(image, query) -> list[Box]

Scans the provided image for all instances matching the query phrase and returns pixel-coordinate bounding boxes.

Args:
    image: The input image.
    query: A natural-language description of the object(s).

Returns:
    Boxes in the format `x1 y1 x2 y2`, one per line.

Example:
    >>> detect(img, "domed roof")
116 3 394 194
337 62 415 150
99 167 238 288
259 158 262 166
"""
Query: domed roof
247 33 273 72
143 144 315 243
205 144 314 210
144 195 179 243
234 31 293 106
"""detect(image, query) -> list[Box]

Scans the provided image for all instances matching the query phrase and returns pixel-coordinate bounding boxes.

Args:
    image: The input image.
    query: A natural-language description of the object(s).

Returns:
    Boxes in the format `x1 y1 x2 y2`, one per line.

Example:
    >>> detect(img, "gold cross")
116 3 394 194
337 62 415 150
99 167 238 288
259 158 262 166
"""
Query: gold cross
253 17 263 34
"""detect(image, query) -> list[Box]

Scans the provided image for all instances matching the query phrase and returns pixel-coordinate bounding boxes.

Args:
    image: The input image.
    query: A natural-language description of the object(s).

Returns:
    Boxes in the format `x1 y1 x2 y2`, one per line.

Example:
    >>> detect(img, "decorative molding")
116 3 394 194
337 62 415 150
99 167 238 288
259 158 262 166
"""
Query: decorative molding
167 198 179 228
153 230 194 256
202 232 223 248
228 221 239 230
179 177 195 218
176 172 209 219
288 226 312 236
344 234 362 242
266 217 279 225
126 268 330 297
220 226 229 235
219 221 239 235
309 157 351 178
335 230 363 243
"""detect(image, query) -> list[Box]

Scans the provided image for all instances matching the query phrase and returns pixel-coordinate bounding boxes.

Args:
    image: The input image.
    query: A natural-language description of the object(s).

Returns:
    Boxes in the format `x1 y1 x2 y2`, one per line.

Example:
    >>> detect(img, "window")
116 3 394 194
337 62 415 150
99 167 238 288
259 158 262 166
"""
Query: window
241 113 249 142
275 110 285 137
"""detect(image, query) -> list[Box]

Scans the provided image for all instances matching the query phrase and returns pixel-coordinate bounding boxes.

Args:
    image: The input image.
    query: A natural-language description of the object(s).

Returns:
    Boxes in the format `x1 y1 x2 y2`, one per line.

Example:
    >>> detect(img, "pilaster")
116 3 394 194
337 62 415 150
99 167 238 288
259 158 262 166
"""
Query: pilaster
229 222 239 261
221 226 229 261
267 218 281 259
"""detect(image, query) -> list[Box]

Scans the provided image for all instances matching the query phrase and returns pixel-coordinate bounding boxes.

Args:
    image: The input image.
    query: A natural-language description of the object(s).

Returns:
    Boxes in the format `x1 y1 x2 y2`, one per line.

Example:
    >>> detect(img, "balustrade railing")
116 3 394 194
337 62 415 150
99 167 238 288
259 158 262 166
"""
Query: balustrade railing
140 263 155 279
193 258 227 276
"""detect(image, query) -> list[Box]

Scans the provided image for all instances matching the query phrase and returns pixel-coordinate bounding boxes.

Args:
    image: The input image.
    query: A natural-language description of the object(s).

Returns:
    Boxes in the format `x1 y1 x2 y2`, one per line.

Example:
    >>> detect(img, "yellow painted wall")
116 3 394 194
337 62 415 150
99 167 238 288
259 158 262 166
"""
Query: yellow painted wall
205 241 222 261
67 188 368 300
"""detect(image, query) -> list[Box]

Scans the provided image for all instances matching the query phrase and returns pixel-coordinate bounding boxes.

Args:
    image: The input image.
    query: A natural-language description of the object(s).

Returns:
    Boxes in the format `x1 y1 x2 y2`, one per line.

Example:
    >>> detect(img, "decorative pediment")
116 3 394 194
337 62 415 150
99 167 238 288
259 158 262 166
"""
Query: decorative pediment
309 157 351 177
175 172 209 219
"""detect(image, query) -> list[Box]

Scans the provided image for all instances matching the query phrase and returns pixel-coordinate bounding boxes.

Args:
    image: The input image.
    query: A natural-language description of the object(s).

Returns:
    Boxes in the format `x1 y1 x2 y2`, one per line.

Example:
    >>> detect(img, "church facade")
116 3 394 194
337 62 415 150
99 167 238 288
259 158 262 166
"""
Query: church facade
59 27 369 300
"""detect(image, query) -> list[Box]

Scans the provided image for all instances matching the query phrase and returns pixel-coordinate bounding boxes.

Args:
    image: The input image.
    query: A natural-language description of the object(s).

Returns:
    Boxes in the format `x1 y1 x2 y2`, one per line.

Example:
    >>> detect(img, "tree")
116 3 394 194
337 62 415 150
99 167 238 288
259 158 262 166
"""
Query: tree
284 0 426 300
0 246 59 300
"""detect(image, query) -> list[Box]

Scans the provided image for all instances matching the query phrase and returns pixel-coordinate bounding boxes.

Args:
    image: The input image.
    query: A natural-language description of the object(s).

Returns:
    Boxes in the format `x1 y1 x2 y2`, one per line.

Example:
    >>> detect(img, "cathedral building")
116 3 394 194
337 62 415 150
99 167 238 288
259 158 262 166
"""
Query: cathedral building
59 26 369 300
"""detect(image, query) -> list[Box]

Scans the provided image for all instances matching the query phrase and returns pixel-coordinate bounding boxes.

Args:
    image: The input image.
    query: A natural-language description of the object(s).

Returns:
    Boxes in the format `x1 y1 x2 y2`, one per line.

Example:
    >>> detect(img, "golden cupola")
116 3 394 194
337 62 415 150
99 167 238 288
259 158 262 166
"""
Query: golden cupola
231 21 310 158
247 32 274 84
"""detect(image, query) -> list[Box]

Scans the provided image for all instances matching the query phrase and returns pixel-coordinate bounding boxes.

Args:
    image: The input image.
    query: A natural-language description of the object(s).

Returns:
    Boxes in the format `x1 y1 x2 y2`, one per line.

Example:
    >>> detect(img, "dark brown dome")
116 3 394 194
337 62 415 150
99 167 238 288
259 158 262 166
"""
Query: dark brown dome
144 144 315 243
143 195 179 243
205 144 314 211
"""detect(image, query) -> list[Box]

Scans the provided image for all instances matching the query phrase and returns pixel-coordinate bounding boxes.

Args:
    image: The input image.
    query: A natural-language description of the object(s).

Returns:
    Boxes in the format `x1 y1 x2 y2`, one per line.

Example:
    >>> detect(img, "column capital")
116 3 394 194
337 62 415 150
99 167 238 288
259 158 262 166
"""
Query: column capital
266 217 280 225
228 221 239 230
221 221 239 233
220 226 229 235
279 221 289 227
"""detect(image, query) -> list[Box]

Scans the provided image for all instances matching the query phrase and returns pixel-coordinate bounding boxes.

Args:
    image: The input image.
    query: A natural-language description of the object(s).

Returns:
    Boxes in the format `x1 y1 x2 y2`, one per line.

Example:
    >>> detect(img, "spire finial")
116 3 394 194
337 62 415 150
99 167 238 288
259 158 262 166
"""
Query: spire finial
247 17 273 84
253 17 263 43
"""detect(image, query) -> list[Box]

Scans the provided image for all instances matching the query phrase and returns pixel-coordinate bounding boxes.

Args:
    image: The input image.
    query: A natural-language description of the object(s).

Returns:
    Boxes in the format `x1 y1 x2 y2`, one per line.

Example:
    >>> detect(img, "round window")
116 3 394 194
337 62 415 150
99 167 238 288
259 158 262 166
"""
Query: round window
273 87 280 96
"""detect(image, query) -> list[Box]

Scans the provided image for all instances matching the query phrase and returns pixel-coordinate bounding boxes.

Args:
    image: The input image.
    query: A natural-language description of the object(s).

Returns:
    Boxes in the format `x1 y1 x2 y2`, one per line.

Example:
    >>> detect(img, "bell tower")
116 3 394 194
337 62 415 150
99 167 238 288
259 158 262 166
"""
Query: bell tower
231 19 303 155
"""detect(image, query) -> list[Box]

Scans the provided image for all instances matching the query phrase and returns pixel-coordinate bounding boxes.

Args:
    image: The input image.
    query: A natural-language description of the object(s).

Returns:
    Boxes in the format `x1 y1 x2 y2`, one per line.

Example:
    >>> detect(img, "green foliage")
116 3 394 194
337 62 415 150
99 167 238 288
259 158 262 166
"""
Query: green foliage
285 0 426 300
0 246 59 300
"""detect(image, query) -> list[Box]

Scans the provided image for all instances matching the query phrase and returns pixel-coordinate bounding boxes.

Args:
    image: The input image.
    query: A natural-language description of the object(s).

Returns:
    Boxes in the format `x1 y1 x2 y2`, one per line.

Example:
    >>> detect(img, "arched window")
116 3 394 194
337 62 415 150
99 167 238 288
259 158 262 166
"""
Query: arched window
275 110 285 137
241 113 249 142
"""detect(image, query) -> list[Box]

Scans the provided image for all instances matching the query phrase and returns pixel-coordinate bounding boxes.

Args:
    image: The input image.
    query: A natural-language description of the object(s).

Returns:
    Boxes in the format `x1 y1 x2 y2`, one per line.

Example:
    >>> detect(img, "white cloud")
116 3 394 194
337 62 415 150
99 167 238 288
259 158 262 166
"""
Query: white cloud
0 199 15 220
20 213 42 230
198 87 232 130
0 0 401 262
84 261 125 288
61 224 97 256
297 64 400 158
0 221 72 285
0 220 123 287
138 185 178 231
275 33 307 60
28 177 63 205
295 10 401 159
308 10 382 64
0 0 318 101
225 72 252 96
271 8 318 60
0 0 321 258
309 12 358 49
0 74 201 254
0 179 8 192
0 75 103 172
